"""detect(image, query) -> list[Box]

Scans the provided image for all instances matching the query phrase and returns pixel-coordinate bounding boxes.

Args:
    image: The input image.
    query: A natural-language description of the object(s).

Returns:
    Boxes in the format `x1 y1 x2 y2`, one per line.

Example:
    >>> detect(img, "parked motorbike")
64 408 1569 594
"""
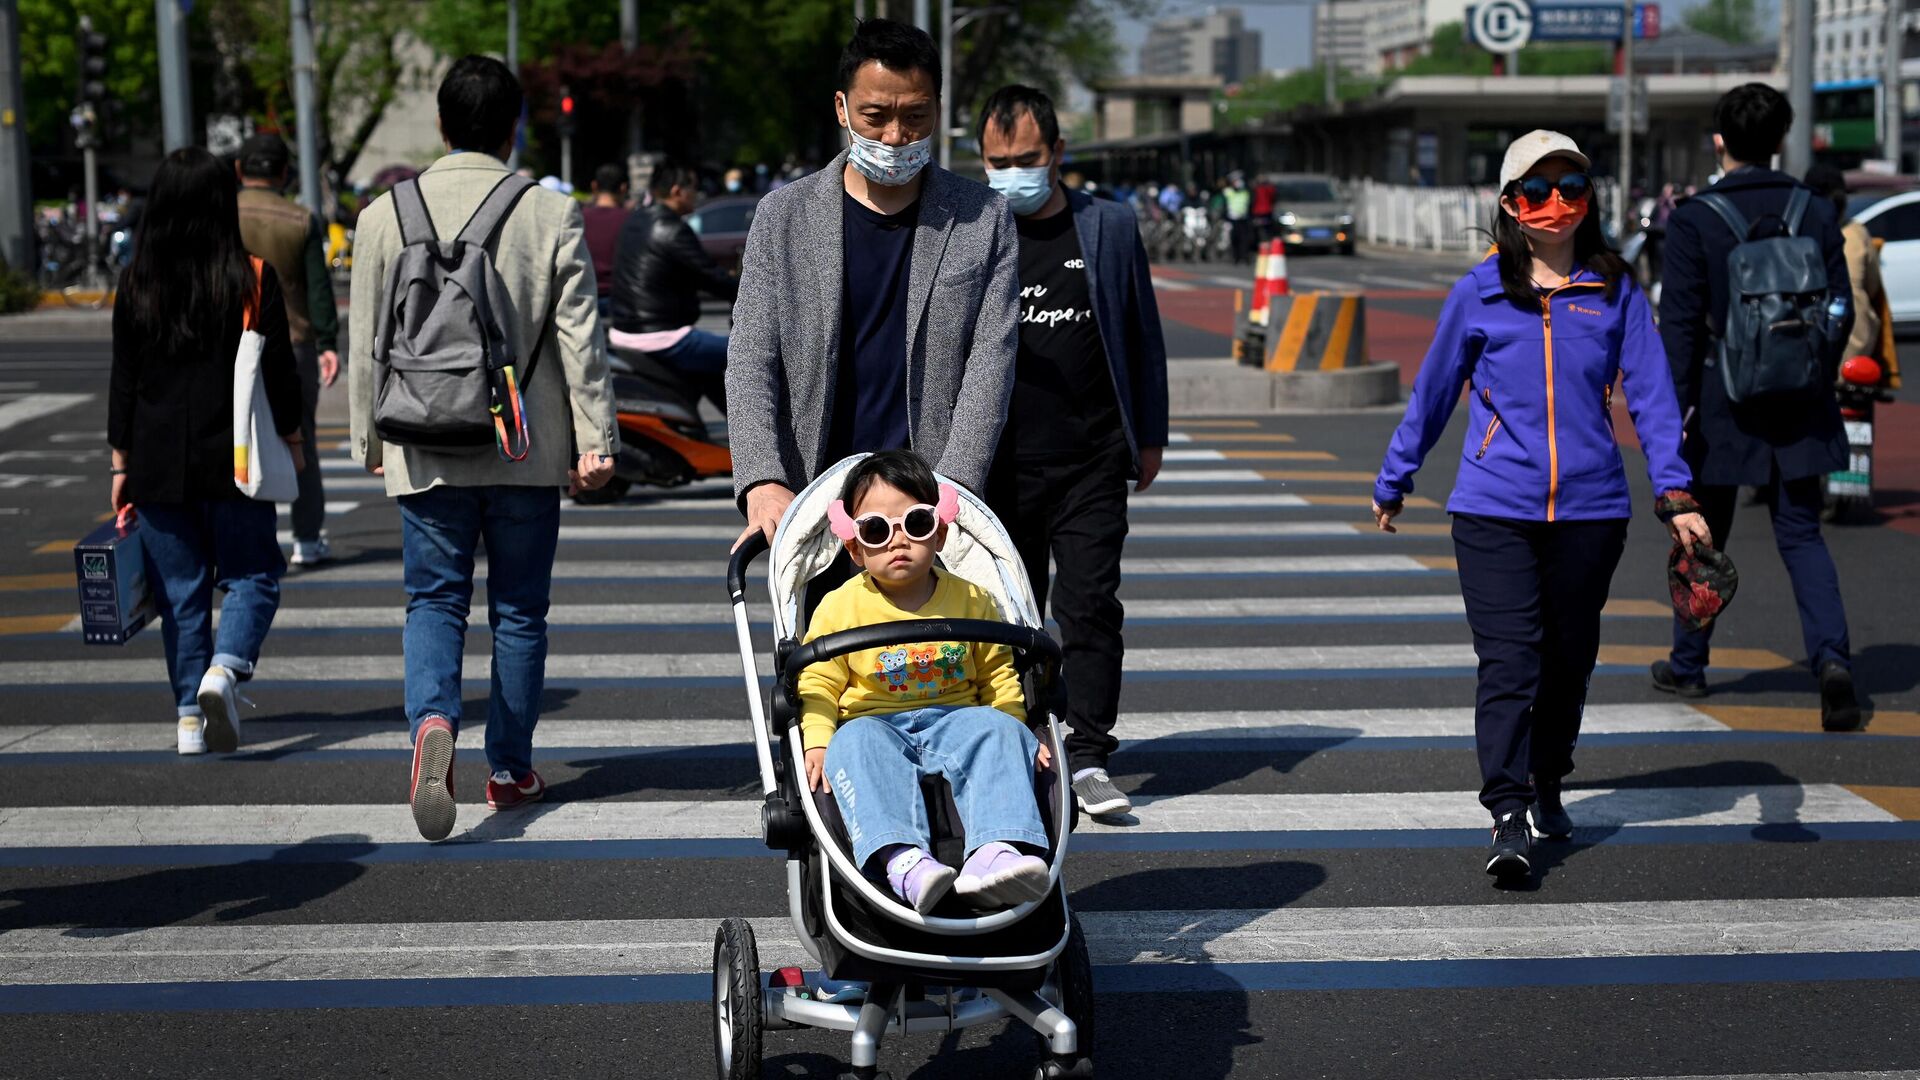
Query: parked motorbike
1822 355 1891 523
572 343 731 505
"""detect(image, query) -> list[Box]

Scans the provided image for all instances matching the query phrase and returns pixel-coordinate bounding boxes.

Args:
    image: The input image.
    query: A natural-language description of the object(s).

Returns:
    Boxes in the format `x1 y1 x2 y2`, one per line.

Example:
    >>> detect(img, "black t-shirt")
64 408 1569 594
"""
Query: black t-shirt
1005 209 1121 460
827 193 919 463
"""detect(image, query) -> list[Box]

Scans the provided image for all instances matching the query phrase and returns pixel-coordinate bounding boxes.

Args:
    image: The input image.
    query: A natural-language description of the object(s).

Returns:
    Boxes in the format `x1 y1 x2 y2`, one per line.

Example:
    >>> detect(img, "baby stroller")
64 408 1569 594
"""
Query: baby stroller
718 454 1094 1080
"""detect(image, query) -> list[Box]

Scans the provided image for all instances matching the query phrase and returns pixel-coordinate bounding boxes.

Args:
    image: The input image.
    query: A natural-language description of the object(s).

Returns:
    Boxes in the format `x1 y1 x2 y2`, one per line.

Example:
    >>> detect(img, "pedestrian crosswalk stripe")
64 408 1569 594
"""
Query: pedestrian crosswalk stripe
522 521 1446 543
1163 449 1337 462
0 704 1743 756
0 645 1792 687
0 393 91 433
0 785 1895 848
6 898 1916 987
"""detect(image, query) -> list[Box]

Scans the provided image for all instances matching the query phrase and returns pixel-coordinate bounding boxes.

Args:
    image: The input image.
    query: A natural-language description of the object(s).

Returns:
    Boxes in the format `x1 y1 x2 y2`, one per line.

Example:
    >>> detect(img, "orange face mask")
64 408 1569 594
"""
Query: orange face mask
1514 191 1589 233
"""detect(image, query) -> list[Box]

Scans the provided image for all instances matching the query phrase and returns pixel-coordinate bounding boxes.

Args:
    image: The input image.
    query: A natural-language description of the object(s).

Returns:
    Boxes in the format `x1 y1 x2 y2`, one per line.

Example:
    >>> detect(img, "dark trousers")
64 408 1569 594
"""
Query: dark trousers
1669 472 1851 678
1229 218 1253 263
1453 513 1628 817
289 343 326 542
988 443 1131 773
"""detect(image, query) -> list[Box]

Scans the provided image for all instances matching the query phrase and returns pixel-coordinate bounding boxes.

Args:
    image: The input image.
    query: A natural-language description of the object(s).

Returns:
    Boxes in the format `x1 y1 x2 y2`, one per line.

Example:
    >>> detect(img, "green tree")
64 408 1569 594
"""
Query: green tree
17 0 160 157
1684 0 1759 44
210 0 422 196
1215 67 1376 128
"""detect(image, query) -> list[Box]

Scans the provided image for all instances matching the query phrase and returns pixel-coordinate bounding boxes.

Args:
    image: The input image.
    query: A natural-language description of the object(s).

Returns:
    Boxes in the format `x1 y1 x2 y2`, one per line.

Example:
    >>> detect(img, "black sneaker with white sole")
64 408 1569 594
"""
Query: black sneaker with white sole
1485 809 1532 878
1072 769 1132 816
1530 779 1573 839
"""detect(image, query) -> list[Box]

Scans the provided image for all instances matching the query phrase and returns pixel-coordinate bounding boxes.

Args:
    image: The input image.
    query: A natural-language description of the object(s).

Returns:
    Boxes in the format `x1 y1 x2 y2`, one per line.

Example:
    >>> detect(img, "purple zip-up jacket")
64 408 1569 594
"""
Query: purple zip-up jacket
1374 256 1691 521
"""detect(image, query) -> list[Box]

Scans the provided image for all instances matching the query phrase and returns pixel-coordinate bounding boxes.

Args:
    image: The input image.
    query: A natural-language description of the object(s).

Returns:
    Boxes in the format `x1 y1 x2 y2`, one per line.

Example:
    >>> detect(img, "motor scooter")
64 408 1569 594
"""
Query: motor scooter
572 342 731 505
1823 355 1891 523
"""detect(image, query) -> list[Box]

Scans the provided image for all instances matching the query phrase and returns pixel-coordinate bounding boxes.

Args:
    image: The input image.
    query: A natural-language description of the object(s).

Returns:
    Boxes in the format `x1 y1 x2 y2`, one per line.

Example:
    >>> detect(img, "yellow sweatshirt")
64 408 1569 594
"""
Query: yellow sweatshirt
797 570 1028 751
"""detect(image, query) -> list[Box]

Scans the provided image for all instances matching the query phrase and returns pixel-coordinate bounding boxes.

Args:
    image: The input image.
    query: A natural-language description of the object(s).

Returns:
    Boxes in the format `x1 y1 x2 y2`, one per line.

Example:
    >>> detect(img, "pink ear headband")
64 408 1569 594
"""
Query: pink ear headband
829 483 961 543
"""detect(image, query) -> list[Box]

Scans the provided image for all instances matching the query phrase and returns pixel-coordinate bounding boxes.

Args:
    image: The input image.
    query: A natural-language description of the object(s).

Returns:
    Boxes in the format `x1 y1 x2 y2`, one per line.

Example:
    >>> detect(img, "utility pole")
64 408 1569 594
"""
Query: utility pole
1886 0 1904 170
621 0 642 164
939 0 952 168
505 0 520 171
914 0 929 31
75 17 108 284
155 0 192 150
1618 0 1634 241
0 0 34 274
558 87 575 189
290 0 323 218
1785 0 1814 174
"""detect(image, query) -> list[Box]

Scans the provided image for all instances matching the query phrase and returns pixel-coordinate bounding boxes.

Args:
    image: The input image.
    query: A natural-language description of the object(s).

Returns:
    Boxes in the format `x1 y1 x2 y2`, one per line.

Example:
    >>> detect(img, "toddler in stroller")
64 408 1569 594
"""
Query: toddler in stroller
800 451 1056 915
717 450 1094 1080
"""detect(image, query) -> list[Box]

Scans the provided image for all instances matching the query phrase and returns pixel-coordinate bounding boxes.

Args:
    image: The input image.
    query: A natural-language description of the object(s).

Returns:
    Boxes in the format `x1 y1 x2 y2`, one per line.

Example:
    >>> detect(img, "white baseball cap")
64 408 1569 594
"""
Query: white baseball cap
1499 130 1592 190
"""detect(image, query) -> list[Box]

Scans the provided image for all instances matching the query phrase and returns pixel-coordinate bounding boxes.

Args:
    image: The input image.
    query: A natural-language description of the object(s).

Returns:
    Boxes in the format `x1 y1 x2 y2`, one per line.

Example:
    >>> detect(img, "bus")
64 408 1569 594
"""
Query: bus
1814 79 1883 165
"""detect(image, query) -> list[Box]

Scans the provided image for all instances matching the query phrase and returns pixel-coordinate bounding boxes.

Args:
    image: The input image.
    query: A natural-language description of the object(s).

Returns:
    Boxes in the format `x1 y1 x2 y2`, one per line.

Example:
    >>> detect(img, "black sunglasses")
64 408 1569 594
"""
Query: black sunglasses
1513 173 1593 207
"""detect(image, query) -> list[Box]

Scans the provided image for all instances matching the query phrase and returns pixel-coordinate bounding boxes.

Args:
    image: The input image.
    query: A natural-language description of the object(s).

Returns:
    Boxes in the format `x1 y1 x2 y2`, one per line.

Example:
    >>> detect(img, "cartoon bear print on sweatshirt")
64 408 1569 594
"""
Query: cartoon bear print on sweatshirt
874 648 911 694
936 642 968 686
908 644 942 696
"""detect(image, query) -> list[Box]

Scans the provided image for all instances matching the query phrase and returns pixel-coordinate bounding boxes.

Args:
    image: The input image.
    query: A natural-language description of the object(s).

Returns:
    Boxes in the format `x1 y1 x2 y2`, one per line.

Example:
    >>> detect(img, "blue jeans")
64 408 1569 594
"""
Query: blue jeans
824 705 1050 869
137 500 285 715
657 327 728 374
398 484 559 779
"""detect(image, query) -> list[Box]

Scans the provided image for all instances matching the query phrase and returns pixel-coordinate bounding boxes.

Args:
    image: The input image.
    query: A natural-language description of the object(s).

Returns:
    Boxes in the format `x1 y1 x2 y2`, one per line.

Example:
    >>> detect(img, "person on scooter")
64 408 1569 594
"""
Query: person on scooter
609 160 738 409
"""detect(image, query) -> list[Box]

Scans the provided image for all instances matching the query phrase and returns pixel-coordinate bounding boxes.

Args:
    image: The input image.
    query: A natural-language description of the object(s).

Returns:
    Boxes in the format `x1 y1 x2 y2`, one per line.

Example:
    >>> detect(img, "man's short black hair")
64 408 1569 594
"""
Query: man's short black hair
838 18 941 99
593 163 627 193
840 449 940 510
237 133 290 179
437 55 522 155
649 160 699 198
978 84 1060 147
1714 83 1794 165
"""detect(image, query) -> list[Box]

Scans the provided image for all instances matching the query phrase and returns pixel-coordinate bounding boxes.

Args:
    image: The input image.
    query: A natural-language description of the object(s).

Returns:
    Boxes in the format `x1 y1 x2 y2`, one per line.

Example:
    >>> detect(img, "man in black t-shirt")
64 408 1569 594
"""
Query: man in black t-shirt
979 85 1170 819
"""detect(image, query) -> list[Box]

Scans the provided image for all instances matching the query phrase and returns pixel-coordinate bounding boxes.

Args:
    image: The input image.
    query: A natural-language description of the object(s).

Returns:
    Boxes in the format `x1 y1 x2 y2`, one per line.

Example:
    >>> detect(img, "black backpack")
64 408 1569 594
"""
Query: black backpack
1695 188 1832 404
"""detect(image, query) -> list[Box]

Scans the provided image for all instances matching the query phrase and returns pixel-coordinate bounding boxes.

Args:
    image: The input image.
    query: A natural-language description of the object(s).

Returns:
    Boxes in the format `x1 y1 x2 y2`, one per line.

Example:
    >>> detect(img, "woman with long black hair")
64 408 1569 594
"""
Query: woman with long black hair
1370 131 1712 880
108 146 303 755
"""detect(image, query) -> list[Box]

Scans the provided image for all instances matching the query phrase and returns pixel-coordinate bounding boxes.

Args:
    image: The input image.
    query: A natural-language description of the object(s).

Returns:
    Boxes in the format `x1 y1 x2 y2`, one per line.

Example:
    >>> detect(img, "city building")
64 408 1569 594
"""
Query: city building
1314 0 1429 76
1139 7 1264 85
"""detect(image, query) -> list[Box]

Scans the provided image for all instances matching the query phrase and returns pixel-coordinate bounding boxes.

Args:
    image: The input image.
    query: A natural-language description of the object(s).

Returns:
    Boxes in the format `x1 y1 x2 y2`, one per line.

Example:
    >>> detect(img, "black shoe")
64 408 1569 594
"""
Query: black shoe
1819 661 1862 731
1530 779 1573 839
1650 660 1707 699
1485 809 1532 878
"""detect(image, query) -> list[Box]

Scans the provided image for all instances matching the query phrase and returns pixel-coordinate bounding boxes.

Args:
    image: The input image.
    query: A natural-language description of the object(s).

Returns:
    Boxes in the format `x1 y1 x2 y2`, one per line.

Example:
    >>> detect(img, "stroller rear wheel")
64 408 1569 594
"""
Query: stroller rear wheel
712 917 763 1080
1033 913 1095 1077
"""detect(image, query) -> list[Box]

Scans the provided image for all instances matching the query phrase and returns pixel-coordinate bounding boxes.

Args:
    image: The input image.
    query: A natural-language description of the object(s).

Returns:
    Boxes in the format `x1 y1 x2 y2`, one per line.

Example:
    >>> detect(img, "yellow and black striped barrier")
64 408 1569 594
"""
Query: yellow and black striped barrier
1263 293 1367 373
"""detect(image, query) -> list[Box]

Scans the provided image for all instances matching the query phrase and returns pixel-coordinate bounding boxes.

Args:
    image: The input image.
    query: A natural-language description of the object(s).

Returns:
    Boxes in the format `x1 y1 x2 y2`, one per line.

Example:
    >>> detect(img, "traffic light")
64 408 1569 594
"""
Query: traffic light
558 87 576 140
77 16 108 104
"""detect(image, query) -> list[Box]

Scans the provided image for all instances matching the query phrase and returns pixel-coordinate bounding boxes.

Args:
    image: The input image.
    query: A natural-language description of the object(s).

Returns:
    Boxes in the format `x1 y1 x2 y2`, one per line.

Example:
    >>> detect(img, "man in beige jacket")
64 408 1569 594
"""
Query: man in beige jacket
348 55 618 841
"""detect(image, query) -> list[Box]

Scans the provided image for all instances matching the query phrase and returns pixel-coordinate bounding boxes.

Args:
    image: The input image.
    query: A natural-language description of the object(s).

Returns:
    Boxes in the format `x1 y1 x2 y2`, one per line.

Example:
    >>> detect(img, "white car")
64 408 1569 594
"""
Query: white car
1846 188 1920 332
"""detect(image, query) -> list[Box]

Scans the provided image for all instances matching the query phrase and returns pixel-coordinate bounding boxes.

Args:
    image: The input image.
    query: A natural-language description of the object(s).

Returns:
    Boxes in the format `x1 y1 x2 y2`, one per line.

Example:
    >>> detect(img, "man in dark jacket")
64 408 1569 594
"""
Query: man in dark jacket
1654 82 1861 730
977 85 1170 817
608 160 738 406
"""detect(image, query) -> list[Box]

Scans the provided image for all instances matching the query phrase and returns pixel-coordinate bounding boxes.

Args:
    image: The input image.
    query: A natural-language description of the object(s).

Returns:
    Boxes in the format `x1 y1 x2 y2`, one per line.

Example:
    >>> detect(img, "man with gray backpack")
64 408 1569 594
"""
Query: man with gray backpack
1654 82 1861 730
349 55 620 840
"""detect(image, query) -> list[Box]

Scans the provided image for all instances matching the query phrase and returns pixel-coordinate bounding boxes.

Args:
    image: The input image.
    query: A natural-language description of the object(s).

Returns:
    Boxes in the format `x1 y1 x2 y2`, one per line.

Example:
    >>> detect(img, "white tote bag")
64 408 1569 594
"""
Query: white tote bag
231 258 299 503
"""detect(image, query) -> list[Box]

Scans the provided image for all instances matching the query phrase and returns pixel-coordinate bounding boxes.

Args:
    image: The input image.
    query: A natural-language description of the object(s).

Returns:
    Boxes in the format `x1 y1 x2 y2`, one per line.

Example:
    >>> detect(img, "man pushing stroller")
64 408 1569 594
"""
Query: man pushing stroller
799 451 1054 915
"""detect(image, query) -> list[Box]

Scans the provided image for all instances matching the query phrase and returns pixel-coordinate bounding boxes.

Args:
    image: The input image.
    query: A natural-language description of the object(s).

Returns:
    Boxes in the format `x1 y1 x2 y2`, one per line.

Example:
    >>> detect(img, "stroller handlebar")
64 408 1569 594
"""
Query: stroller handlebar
783 619 1062 686
727 530 769 601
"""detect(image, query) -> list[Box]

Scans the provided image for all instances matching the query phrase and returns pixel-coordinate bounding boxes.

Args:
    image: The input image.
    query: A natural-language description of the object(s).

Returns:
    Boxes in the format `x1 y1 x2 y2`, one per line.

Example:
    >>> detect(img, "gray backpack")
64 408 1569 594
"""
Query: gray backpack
372 174 539 457
1695 187 1831 404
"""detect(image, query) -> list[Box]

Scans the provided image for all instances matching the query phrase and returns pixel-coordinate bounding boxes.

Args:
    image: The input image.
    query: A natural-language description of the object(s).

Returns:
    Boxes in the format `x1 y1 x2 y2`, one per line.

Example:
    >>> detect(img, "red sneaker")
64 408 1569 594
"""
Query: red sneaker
409 716 457 842
486 768 545 810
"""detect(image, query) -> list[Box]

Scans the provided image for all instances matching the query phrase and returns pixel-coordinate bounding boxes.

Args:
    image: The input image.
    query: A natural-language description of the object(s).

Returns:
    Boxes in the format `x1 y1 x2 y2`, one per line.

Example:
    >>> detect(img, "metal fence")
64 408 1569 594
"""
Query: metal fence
1350 179 1620 252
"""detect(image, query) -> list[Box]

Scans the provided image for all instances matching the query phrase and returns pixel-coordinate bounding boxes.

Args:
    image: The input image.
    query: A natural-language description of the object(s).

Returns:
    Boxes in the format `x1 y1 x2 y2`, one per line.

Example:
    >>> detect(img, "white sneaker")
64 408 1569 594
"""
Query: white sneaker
196 665 242 753
177 714 207 755
290 537 333 567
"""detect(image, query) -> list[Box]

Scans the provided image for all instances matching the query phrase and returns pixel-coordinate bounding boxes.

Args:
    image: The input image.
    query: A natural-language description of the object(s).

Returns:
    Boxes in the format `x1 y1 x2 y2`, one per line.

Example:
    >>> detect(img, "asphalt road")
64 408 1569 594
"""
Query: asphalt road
1 285 1918 1079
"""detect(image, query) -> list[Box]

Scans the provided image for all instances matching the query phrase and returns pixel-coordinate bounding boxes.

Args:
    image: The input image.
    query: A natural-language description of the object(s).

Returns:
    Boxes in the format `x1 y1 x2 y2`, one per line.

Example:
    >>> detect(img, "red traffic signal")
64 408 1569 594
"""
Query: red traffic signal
561 95 574 116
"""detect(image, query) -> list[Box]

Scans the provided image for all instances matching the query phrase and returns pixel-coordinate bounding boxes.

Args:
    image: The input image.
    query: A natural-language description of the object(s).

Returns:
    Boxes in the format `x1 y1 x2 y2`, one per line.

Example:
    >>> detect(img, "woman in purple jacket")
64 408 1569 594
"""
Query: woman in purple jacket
1371 132 1712 880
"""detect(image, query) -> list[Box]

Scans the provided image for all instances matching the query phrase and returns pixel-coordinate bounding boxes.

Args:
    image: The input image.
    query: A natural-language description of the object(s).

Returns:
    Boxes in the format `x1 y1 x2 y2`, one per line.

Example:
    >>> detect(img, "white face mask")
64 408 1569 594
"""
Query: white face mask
839 93 934 187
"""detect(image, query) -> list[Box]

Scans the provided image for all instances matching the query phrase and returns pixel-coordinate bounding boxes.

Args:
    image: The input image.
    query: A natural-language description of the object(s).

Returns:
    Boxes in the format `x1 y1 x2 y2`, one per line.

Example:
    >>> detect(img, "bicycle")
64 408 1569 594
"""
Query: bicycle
37 217 117 310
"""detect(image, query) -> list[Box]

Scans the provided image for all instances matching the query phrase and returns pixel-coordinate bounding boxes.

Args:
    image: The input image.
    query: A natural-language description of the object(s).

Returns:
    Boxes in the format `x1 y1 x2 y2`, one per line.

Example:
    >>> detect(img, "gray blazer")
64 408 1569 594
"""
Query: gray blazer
725 150 1019 501
348 153 618 496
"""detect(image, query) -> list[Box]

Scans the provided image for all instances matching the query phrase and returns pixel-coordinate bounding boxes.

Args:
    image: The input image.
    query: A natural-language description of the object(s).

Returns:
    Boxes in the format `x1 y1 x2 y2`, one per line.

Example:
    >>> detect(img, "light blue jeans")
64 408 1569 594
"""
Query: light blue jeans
138 500 285 715
824 705 1050 869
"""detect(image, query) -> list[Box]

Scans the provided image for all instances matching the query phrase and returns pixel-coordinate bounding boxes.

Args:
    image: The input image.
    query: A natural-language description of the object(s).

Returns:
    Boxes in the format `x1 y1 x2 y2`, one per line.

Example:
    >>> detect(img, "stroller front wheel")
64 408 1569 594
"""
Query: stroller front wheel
1034 913 1095 1077
712 917 764 1080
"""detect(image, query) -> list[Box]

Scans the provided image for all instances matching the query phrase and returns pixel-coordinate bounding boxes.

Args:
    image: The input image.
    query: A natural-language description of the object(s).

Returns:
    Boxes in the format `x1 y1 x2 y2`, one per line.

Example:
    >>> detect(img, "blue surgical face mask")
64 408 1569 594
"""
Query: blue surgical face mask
986 165 1054 216
839 94 934 187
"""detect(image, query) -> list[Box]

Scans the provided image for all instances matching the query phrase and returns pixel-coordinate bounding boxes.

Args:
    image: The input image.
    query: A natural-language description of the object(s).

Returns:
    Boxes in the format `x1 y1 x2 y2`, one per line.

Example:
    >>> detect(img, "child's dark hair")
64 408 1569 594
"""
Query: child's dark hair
840 449 940 509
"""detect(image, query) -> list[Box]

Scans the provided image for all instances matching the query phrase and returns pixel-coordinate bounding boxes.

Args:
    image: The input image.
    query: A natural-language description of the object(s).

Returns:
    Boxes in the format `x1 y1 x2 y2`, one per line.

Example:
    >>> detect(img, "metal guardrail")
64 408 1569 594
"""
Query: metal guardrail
1351 179 1621 252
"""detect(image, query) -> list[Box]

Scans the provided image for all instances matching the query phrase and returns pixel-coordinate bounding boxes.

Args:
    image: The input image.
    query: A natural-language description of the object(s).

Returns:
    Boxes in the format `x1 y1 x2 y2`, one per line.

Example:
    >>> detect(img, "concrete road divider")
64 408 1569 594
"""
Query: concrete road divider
1261 293 1366 372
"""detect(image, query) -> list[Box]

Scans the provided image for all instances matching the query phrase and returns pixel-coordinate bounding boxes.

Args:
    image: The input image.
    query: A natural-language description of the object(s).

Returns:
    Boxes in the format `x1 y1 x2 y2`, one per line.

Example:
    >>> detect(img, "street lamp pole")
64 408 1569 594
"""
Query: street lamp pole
506 0 521 171
1618 0 1634 241
940 0 952 169
155 0 192 150
1886 0 1904 169
290 0 323 218
1785 0 1814 174
0 0 33 274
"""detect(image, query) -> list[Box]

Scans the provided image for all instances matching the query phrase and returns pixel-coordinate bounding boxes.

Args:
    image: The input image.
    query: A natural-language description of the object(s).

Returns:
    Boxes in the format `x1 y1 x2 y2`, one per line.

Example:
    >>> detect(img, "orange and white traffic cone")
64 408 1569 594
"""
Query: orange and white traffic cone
1270 237 1290 297
1249 240 1275 327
